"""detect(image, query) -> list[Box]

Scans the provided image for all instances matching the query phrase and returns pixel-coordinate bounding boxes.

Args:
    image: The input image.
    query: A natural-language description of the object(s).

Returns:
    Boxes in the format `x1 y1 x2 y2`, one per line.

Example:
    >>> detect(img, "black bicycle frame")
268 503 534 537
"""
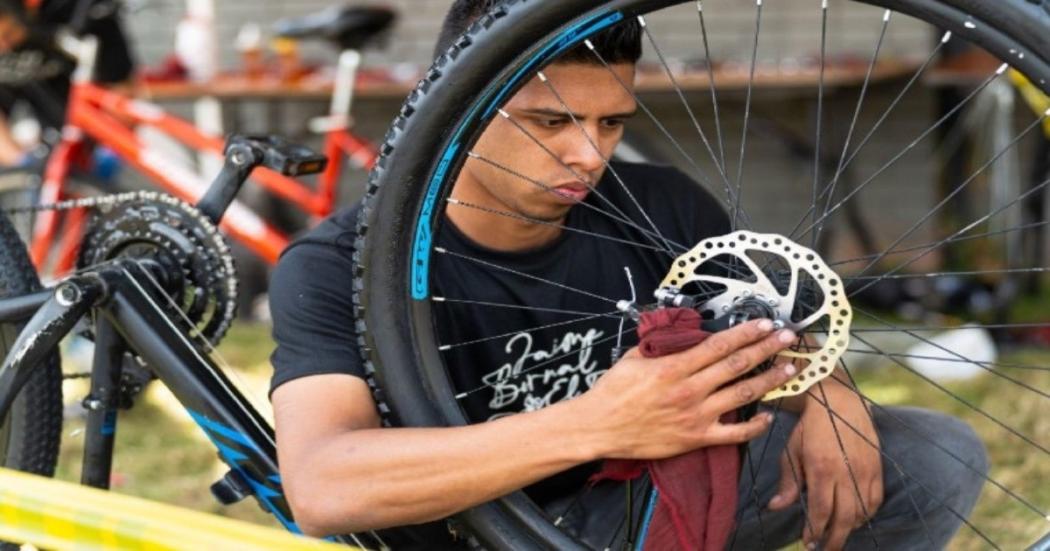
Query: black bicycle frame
0 259 305 533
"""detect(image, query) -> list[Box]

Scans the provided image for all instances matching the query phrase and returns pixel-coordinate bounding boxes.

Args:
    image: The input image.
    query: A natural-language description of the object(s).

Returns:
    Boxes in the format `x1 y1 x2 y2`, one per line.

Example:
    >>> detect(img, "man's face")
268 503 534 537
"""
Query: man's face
0 13 28 53
457 61 638 225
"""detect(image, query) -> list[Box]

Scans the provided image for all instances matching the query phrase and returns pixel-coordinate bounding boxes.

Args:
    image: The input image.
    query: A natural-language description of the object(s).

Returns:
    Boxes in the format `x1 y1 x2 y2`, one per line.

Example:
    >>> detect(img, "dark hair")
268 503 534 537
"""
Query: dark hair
433 0 642 64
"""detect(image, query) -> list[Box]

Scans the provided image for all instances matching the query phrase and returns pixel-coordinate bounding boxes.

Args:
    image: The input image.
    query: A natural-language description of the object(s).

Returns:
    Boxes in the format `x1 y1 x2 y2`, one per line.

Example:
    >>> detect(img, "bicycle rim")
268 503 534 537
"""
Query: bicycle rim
359 0 1050 548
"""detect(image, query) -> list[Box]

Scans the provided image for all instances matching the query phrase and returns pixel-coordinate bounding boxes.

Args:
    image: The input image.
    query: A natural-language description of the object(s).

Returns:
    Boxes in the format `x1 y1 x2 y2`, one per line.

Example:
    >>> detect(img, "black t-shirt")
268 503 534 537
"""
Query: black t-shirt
269 161 731 503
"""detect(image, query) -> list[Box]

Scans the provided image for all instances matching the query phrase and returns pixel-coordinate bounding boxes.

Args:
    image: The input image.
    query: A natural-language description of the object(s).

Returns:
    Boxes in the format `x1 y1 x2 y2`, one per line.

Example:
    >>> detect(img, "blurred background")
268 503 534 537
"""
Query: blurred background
0 0 1042 548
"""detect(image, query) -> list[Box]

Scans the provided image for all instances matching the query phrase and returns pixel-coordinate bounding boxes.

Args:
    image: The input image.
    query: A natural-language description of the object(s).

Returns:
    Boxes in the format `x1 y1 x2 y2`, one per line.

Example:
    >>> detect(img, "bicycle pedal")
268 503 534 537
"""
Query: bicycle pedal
210 469 252 505
226 134 328 176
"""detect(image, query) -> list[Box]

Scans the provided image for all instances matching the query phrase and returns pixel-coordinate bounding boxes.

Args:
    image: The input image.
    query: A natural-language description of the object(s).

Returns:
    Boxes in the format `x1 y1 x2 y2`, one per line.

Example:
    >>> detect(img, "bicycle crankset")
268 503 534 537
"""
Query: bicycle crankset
77 191 238 345
655 230 852 400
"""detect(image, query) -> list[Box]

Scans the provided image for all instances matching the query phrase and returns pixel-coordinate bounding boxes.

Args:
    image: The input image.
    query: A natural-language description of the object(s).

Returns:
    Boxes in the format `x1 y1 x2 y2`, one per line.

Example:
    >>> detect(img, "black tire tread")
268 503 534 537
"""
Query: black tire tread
0 210 62 476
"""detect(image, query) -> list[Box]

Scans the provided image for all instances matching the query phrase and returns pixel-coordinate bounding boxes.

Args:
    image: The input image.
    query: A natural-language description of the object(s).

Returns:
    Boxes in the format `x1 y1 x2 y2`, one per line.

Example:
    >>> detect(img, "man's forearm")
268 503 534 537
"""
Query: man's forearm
294 397 604 535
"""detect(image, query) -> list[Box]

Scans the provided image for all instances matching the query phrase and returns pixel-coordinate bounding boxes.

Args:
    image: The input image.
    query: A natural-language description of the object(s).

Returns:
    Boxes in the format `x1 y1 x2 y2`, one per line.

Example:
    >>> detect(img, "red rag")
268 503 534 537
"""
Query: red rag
591 308 740 551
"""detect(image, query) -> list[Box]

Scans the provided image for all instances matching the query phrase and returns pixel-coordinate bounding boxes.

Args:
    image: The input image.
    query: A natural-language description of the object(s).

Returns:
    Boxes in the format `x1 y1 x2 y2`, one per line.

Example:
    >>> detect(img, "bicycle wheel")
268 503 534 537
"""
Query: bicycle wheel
0 210 63 484
356 0 1050 548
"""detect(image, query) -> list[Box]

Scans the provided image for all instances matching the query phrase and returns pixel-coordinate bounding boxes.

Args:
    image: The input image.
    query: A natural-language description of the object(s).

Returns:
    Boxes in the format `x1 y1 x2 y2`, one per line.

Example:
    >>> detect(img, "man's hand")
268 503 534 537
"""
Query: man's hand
578 319 800 460
768 378 883 551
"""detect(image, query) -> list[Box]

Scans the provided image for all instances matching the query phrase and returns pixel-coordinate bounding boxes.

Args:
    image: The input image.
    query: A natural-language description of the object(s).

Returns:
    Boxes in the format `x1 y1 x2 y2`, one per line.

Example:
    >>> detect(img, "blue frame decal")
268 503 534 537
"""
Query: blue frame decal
410 9 625 300
188 409 300 534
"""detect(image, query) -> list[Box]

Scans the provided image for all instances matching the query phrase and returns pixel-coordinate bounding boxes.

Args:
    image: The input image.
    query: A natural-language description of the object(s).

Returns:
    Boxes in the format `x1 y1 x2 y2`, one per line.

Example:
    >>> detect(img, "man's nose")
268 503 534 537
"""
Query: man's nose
562 126 605 174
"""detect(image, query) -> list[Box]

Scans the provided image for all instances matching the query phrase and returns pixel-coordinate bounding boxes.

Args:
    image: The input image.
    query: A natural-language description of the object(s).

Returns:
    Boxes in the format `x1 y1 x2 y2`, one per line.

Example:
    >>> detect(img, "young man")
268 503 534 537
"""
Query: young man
0 0 134 164
269 2 987 549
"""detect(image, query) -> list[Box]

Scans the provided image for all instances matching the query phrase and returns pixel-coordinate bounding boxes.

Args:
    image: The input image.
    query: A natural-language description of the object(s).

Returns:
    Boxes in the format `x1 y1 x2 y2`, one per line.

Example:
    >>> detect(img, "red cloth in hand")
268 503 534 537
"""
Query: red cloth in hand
591 308 740 551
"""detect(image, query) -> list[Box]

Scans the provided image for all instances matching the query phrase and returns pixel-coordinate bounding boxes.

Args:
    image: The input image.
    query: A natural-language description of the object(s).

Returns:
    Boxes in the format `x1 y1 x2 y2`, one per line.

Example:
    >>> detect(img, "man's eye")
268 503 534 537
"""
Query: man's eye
602 119 625 129
538 118 567 128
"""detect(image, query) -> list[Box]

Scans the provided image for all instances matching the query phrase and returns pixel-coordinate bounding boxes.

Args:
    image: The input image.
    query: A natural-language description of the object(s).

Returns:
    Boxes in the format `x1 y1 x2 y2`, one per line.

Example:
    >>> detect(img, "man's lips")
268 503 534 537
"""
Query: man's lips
550 182 591 203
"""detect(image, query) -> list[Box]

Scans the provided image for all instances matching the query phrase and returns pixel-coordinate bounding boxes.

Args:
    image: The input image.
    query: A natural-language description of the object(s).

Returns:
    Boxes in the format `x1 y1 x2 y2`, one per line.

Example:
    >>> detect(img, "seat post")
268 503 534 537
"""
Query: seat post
330 49 362 121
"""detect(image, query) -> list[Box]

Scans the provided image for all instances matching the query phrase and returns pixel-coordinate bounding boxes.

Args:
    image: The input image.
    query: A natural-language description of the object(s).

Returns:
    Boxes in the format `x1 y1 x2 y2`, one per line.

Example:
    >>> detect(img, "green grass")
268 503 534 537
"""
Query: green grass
50 323 1049 548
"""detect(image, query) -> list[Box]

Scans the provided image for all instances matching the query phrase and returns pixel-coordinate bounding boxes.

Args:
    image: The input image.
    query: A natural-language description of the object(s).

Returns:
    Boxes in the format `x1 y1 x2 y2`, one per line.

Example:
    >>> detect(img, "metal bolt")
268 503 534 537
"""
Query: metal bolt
767 298 779 307
773 320 786 330
83 398 103 411
56 284 81 306
721 304 731 312
230 149 250 165
742 289 752 298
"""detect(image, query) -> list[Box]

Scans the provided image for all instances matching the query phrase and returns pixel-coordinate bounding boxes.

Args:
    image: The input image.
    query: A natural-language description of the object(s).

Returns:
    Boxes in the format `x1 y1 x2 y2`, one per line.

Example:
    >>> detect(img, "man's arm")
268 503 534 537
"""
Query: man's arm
768 368 883 551
274 319 800 537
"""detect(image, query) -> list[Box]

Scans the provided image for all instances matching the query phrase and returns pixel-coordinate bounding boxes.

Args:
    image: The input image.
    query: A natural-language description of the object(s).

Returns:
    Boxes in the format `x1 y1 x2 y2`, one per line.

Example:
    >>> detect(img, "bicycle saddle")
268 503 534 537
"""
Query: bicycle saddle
273 6 397 51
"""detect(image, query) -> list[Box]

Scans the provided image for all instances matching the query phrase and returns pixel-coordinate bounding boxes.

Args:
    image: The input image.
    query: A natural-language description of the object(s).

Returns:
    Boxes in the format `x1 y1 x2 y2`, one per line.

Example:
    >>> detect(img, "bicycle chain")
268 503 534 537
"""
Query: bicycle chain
3 190 239 346
0 190 145 216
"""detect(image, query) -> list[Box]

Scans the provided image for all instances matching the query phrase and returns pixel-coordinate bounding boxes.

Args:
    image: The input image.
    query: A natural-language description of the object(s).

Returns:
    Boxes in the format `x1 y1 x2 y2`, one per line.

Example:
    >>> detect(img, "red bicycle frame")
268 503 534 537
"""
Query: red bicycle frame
29 40 377 276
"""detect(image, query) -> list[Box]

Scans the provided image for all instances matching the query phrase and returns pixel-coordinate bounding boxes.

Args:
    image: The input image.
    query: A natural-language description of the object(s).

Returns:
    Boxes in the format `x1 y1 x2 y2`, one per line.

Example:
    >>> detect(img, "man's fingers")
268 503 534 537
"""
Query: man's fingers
706 362 797 414
804 481 834 548
691 328 797 387
768 447 802 511
704 412 775 445
822 486 858 551
859 476 884 528
672 319 778 375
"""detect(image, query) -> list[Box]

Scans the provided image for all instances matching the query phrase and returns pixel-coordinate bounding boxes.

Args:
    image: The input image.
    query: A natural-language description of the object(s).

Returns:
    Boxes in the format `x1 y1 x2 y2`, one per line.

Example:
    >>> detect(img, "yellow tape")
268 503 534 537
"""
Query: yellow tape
0 468 354 550
1009 69 1050 137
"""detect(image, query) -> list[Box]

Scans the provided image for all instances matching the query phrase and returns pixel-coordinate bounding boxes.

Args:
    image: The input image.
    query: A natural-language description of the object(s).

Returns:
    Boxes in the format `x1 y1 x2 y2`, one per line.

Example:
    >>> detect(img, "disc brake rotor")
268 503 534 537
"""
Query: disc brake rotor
660 230 852 400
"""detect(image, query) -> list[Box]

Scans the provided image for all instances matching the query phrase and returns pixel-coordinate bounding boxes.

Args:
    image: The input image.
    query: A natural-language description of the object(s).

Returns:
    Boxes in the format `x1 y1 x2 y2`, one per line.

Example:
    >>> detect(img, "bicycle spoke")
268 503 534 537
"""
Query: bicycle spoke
813 10 892 248
837 357 938 548
802 388 1001 549
841 348 1050 372
639 16 731 189
739 448 770 551
849 332 1049 456
852 306 1050 398
695 0 727 174
828 218 1050 267
447 197 668 252
810 0 830 247
582 41 755 229
452 326 635 400
494 108 685 256
466 151 682 256
837 323 1050 337
810 379 880 548
536 71 679 255
834 381 1049 522
792 64 1010 242
844 266 1050 281
433 296 620 319
787 30 954 240
841 114 1047 286
730 0 763 230
438 311 618 351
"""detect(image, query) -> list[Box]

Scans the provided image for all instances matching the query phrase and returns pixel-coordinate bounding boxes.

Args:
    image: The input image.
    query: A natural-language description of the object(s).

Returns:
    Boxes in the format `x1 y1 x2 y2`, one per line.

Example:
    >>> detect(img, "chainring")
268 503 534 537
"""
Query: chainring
661 230 852 400
77 191 238 346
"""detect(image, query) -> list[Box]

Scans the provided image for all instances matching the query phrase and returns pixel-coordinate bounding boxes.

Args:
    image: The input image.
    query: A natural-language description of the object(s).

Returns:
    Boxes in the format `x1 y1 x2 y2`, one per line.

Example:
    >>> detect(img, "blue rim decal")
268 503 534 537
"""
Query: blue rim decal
409 9 624 300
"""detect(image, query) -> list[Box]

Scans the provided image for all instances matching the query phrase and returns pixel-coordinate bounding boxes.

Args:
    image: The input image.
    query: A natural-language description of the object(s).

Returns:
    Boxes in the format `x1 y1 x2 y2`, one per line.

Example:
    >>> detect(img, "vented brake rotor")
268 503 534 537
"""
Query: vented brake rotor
660 230 852 400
